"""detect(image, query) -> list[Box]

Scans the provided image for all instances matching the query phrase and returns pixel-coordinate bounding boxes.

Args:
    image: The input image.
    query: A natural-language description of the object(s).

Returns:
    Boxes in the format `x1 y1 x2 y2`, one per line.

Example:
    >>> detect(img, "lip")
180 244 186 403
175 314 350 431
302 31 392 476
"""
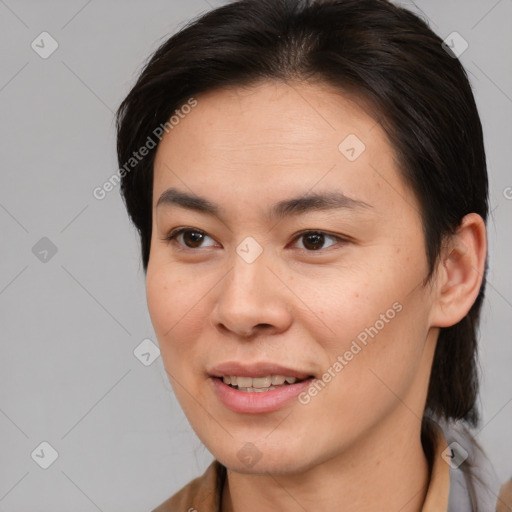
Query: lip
208 361 313 380
210 376 314 414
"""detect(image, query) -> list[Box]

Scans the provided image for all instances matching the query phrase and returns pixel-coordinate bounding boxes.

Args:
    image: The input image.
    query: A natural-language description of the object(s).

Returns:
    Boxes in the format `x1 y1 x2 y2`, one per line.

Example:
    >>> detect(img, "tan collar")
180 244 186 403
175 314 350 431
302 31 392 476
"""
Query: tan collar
152 459 225 511
153 426 451 512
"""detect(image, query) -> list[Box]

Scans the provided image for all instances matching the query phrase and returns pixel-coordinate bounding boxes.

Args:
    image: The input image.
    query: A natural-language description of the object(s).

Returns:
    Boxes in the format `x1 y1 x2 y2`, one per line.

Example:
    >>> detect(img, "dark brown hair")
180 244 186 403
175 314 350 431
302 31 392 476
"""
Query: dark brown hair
116 0 488 425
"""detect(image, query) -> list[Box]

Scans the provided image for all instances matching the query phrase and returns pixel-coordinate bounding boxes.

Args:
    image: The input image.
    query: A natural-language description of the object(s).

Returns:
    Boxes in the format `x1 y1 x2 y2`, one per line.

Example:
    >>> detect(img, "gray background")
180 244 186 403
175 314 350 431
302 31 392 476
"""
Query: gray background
0 0 510 510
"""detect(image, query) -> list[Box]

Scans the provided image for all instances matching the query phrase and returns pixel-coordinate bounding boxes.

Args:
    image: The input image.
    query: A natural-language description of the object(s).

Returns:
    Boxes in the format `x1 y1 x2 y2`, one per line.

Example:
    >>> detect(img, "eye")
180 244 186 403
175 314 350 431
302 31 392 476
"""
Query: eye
164 228 346 252
290 230 344 251
165 228 218 249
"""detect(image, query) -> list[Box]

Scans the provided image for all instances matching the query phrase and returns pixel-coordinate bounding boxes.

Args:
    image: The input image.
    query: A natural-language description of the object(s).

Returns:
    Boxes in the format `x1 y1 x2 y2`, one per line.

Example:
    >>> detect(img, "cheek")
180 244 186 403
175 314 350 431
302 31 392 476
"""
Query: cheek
146 263 213 419
305 247 431 385
293 306 429 454
146 266 176 337
145 263 208 364
316 285 430 411
302 271 398 352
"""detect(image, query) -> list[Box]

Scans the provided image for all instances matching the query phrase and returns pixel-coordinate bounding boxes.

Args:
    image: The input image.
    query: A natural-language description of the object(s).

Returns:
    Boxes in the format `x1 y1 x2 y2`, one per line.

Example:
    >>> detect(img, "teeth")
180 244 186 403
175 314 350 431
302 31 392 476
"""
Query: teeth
222 375 303 389
237 376 253 388
238 386 278 392
271 375 286 385
252 376 272 388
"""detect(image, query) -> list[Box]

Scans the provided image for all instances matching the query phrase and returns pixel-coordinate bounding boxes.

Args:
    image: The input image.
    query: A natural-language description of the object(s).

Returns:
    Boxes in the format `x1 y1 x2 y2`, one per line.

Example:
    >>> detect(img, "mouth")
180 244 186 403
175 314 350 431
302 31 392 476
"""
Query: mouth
208 361 316 413
208 363 316 414
218 374 312 392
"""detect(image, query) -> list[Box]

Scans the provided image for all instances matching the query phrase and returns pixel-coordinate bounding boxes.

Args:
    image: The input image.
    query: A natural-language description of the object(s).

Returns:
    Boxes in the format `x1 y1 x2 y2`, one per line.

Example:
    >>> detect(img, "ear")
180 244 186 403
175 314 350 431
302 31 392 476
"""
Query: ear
430 213 487 328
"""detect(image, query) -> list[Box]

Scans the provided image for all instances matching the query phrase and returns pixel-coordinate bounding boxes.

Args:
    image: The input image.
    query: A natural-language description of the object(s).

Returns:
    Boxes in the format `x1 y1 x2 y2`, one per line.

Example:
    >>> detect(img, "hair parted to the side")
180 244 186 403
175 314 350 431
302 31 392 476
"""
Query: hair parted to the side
116 0 488 426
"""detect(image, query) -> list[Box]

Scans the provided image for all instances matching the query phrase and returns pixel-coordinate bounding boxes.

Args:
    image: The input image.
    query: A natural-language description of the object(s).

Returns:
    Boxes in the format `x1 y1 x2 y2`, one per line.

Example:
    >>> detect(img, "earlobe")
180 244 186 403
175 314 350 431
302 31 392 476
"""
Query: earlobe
430 213 487 328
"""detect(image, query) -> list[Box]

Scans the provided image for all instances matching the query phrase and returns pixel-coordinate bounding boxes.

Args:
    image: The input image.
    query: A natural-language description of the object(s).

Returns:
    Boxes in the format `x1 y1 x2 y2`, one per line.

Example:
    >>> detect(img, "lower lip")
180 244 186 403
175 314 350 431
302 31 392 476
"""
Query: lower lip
210 377 314 414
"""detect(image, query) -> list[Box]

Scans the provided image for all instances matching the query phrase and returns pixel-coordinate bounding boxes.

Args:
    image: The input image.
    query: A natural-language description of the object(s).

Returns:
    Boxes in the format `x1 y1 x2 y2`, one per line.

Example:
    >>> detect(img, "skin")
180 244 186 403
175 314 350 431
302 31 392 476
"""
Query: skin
146 81 487 512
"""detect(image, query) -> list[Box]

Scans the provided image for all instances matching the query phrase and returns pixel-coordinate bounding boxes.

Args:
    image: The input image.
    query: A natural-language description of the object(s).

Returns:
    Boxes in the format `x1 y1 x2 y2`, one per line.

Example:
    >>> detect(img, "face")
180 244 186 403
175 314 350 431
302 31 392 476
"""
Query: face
147 81 439 475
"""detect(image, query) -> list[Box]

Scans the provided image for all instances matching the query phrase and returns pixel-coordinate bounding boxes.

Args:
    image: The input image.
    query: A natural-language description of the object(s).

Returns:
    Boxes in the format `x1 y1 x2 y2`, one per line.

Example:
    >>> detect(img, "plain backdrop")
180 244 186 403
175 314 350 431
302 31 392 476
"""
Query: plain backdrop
0 1 511 510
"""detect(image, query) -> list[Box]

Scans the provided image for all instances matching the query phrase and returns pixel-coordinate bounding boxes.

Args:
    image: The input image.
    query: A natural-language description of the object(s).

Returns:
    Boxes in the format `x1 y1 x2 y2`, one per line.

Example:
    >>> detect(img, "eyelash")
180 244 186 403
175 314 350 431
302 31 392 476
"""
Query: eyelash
163 227 348 252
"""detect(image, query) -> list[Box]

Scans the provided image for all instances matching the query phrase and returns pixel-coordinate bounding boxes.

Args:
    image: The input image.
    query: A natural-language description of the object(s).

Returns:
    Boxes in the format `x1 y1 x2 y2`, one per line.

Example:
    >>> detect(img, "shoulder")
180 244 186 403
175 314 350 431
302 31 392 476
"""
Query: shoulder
151 459 226 512
497 478 512 512
436 419 502 512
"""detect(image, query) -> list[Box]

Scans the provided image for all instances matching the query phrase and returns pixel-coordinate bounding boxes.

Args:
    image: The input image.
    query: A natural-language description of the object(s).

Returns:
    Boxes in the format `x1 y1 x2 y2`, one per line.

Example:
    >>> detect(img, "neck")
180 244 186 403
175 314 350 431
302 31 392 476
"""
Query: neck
221 414 430 512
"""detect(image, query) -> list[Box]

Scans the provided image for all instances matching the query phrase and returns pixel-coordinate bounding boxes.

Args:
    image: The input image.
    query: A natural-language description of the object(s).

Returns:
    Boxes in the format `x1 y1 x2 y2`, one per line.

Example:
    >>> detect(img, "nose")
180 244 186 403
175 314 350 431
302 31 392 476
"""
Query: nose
211 251 293 339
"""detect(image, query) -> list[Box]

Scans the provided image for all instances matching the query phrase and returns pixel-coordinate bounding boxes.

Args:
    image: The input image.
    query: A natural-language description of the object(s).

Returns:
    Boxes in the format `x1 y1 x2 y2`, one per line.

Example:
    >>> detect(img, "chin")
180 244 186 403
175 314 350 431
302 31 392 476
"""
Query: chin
211 439 318 476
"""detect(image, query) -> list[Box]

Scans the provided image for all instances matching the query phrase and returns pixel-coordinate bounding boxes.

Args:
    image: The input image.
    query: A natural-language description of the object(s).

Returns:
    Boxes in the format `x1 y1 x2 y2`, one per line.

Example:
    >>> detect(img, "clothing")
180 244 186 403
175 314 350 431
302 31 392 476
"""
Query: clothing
441 419 501 511
152 421 502 511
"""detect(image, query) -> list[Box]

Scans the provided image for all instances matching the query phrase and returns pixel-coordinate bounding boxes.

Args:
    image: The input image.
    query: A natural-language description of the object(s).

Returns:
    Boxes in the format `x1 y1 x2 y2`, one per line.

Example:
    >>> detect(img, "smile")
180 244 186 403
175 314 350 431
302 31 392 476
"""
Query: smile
222 375 303 392
210 375 315 414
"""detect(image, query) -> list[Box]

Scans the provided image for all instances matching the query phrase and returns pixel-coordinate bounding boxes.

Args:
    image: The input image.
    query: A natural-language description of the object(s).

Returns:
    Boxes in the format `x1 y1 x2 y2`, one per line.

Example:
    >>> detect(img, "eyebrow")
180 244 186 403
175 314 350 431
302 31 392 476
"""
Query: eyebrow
156 187 372 220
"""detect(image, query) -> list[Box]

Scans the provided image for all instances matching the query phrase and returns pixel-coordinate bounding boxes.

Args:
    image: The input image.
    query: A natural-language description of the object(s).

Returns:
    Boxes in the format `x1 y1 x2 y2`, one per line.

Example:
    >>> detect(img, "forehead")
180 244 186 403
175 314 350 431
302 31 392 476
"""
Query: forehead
152 80 413 218
156 81 381 162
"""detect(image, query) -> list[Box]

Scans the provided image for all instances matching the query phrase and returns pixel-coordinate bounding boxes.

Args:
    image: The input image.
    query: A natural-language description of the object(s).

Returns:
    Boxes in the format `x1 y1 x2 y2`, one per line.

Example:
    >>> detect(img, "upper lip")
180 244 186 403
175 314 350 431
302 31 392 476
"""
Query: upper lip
208 361 313 380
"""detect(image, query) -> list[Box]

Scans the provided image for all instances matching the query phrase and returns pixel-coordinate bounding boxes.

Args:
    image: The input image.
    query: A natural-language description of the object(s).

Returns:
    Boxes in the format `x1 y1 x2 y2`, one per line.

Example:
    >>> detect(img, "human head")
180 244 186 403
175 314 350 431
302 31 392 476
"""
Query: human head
116 0 488 442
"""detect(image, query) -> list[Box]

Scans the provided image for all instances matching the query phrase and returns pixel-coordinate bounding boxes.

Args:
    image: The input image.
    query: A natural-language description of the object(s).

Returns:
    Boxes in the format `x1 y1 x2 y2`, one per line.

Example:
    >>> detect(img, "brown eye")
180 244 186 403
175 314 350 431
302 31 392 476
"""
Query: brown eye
167 228 217 249
302 232 325 250
293 231 341 251
181 230 205 248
